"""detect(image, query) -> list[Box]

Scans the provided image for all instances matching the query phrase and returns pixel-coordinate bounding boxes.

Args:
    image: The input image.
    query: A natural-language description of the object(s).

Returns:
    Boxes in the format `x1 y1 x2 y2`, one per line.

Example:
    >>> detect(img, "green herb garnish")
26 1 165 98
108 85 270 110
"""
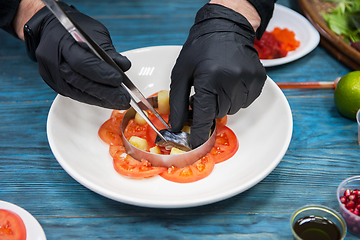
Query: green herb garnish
321 0 360 43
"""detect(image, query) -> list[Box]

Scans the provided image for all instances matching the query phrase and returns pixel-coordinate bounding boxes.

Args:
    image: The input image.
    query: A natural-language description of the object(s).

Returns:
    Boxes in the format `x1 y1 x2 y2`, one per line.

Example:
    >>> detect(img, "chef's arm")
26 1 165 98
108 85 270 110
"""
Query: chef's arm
12 0 45 40
209 0 260 32
209 0 277 39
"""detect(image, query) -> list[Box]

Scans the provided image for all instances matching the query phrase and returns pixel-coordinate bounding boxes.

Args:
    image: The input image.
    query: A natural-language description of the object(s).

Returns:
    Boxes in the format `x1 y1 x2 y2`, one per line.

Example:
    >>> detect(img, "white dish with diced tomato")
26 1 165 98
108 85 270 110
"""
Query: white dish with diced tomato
0 200 46 240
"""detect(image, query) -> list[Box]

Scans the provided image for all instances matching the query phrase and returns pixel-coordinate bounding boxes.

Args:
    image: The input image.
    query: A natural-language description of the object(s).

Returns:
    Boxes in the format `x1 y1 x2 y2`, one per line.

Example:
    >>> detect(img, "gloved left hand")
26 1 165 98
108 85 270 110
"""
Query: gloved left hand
33 2 131 109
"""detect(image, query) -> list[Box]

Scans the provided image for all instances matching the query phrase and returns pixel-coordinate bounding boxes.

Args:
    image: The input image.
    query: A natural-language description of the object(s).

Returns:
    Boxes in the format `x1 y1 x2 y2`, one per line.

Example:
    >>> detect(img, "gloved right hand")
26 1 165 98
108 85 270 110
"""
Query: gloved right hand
169 3 267 148
30 2 131 110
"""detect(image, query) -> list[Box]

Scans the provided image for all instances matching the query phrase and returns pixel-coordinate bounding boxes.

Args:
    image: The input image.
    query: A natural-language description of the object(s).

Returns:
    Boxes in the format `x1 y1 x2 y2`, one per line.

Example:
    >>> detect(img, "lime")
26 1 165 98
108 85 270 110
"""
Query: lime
334 71 360 120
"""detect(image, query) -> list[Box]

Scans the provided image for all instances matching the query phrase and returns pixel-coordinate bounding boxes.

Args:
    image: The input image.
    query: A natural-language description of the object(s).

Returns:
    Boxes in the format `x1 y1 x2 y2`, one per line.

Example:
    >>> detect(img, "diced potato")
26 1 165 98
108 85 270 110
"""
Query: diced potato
170 147 186 155
134 110 148 125
129 136 148 151
158 90 170 115
149 146 162 154
182 125 191 134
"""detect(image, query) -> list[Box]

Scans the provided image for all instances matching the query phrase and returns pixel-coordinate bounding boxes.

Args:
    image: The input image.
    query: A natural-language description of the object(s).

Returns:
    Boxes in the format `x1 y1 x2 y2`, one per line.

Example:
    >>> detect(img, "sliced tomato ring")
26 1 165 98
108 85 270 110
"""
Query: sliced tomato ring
210 125 239 164
111 145 167 178
123 119 148 140
148 92 158 98
146 115 169 148
0 209 26 240
109 145 127 159
159 153 215 183
110 110 126 121
98 118 123 146
98 110 125 146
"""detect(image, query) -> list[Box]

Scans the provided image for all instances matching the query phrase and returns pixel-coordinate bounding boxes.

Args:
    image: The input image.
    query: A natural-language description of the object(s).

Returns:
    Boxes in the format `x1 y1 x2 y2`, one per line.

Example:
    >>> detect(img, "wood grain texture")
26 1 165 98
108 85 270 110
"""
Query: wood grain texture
1 0 360 239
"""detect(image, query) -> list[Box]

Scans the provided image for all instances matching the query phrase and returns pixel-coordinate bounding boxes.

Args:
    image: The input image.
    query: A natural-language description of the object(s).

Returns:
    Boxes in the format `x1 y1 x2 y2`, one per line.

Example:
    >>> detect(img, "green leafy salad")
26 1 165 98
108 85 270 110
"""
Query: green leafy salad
321 0 360 50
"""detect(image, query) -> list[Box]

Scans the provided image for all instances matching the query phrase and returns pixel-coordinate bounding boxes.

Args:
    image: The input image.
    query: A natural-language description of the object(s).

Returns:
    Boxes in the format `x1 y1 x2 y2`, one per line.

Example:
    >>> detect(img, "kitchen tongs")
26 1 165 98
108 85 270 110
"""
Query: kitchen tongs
41 0 171 142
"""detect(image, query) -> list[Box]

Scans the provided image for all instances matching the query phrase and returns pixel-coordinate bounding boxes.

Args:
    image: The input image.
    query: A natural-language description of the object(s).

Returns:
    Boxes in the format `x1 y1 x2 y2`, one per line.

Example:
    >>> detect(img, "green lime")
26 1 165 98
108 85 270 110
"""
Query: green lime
334 71 360 120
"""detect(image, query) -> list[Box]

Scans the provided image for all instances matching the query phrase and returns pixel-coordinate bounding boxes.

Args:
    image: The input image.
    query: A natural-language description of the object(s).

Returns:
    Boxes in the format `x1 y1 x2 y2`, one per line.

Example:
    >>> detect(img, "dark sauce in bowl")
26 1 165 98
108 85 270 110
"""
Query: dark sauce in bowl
293 215 341 240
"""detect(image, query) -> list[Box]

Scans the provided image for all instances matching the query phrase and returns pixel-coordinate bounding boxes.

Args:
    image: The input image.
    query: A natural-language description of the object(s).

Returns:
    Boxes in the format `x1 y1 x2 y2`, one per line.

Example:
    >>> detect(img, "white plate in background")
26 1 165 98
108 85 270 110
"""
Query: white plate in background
261 4 320 67
0 200 46 240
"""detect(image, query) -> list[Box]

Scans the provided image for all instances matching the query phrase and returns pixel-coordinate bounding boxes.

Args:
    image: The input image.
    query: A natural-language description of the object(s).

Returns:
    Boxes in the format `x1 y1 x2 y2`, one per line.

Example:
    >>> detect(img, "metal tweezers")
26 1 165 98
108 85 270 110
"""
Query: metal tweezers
41 0 171 141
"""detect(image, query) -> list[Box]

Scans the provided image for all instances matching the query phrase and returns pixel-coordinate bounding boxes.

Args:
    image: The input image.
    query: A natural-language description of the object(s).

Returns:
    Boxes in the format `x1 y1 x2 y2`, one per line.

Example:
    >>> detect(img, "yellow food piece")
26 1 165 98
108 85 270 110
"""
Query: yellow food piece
158 90 170 115
129 136 148 151
149 146 161 154
182 125 191 134
170 147 186 155
134 110 148 125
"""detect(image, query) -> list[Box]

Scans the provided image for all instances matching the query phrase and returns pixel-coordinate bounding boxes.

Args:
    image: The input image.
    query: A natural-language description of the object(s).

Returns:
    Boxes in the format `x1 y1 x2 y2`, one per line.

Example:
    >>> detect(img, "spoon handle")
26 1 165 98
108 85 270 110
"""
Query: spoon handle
277 81 335 89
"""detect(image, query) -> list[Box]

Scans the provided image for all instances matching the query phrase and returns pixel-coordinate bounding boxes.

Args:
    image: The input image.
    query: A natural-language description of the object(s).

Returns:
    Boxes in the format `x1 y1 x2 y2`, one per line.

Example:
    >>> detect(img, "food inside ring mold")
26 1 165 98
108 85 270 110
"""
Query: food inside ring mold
121 92 216 168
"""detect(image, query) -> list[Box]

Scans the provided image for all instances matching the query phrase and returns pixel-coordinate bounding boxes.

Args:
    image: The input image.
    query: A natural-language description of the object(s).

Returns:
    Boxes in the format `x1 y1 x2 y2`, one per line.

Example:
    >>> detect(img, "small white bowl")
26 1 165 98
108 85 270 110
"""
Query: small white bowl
337 176 360 237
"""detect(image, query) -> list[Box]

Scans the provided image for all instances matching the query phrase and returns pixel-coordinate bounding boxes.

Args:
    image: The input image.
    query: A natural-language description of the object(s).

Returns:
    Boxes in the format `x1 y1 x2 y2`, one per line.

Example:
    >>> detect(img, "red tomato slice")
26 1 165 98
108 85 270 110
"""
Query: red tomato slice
111 145 167 178
148 92 158 98
98 119 123 146
110 110 126 121
210 126 239 164
160 153 215 183
146 115 169 148
123 119 148 140
98 110 125 146
109 145 127 159
0 209 26 240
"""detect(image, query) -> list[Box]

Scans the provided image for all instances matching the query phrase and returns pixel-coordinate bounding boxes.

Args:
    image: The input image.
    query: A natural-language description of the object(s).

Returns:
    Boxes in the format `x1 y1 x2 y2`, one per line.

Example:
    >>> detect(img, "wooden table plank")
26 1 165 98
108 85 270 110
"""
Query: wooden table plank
1 0 360 239
1 148 359 214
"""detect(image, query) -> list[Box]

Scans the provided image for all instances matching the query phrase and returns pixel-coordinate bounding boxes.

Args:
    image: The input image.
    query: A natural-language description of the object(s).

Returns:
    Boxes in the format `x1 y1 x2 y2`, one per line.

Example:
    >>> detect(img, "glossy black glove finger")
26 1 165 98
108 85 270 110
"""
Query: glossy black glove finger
169 58 192 132
108 51 131 73
59 61 131 109
34 2 131 109
61 37 130 87
189 88 217 148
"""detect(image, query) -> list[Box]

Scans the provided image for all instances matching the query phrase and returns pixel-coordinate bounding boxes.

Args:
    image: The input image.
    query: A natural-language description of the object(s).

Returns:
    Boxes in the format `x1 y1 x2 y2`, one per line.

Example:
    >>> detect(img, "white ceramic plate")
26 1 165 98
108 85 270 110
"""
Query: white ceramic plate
0 200 46 240
261 4 320 67
47 45 293 208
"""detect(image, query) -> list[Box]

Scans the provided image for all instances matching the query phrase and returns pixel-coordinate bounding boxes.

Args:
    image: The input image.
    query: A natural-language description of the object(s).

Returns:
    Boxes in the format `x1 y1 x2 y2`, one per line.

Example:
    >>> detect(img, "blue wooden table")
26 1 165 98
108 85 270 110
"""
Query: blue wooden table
1 0 359 239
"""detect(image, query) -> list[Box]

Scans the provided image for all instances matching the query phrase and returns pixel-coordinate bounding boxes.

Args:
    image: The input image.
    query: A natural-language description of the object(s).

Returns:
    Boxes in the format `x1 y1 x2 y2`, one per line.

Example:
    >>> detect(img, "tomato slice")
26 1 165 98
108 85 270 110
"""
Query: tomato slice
110 110 126 121
210 126 239 164
98 99 239 183
123 119 148 140
160 153 215 183
110 145 167 178
98 110 125 146
0 209 26 240
146 115 169 148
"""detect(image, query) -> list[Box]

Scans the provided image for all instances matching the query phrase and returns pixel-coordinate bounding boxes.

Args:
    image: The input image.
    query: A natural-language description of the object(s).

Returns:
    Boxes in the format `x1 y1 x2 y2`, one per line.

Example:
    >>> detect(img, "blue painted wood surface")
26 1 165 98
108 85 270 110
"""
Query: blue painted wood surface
0 0 359 239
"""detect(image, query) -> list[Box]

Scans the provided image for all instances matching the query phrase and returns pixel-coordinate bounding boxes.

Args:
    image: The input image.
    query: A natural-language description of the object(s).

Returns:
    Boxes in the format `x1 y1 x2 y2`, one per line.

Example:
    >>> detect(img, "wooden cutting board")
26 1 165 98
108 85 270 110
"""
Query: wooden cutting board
298 0 360 70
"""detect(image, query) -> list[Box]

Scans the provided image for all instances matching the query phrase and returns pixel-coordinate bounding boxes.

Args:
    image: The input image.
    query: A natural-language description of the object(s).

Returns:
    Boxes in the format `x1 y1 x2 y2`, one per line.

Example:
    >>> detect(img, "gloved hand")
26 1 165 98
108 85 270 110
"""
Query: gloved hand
35 2 131 109
169 3 267 148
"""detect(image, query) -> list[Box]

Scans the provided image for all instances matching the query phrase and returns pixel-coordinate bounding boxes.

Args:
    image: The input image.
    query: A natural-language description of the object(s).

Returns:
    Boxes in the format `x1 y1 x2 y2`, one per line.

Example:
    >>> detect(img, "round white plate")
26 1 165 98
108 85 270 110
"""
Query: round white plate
47 45 293 208
0 200 46 240
261 4 320 67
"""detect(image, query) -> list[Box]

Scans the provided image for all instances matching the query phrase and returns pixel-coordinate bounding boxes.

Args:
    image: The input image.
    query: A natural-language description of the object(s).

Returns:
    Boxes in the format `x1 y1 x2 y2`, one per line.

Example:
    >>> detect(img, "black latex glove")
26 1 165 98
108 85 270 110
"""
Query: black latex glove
169 3 267 148
35 3 131 109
